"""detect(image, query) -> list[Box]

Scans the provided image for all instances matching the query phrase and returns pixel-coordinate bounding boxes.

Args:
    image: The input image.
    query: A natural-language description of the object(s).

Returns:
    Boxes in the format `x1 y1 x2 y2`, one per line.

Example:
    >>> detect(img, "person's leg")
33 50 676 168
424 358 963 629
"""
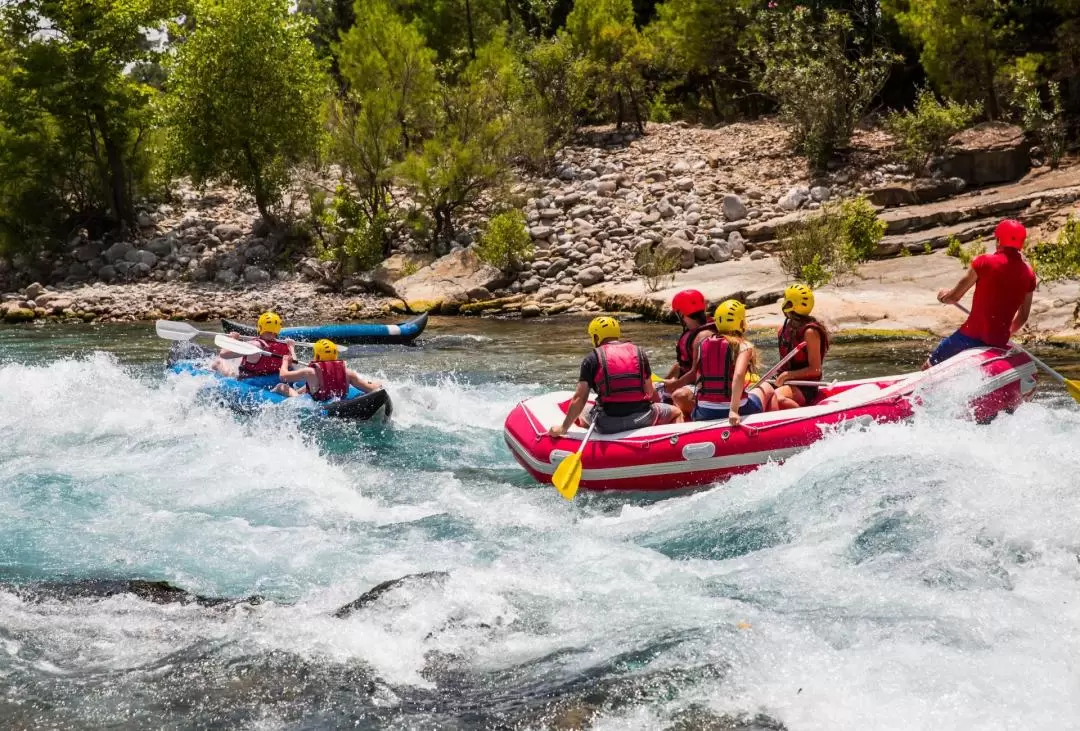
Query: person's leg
690 404 728 422
671 386 695 418
651 403 684 425
924 331 985 369
774 384 805 410
751 382 777 411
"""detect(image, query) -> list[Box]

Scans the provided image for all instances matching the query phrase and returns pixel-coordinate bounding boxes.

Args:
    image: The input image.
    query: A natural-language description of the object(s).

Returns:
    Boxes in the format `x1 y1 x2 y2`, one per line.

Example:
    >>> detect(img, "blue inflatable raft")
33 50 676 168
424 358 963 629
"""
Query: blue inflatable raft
167 343 392 422
221 312 428 345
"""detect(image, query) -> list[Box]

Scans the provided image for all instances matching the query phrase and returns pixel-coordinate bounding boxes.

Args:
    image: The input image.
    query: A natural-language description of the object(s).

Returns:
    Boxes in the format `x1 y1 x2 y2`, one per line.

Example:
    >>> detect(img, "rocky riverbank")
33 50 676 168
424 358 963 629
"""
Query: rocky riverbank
2 119 1078 337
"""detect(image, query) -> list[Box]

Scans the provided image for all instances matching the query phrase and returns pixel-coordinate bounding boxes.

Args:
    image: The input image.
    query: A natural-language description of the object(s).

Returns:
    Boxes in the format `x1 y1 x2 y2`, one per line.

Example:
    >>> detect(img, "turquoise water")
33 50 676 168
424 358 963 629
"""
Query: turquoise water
1 318 1079 729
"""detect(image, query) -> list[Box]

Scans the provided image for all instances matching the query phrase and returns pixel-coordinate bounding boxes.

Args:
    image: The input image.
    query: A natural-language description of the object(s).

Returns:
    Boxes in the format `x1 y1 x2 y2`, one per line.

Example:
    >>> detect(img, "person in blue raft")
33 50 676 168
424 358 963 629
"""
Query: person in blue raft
278 339 383 401
213 311 295 378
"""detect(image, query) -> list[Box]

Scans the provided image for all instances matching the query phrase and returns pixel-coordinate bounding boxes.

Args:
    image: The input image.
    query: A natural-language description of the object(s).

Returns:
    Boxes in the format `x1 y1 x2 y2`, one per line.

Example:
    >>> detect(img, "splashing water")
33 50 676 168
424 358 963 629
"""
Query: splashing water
0 321 1078 729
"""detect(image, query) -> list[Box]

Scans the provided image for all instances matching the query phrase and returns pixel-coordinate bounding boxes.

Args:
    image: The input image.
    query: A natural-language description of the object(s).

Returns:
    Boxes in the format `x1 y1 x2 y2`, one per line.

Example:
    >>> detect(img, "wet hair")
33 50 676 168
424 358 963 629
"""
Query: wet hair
686 310 708 325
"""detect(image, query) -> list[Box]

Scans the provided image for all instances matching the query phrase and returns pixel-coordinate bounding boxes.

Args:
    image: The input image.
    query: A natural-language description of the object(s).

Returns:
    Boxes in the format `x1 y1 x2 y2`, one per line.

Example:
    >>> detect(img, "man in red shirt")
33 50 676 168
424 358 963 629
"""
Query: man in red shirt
925 219 1036 367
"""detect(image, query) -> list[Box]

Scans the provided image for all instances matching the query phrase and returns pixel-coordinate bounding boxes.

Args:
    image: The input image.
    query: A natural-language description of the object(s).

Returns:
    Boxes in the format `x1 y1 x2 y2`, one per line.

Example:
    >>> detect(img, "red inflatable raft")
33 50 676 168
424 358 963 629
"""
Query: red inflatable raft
504 347 1038 493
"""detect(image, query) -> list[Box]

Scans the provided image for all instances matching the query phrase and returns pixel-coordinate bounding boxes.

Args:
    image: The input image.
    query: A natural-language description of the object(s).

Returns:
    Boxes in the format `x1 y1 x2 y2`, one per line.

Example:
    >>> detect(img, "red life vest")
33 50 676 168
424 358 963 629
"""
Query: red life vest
594 341 649 405
239 338 291 377
675 319 716 374
777 318 829 372
307 359 349 402
696 336 737 404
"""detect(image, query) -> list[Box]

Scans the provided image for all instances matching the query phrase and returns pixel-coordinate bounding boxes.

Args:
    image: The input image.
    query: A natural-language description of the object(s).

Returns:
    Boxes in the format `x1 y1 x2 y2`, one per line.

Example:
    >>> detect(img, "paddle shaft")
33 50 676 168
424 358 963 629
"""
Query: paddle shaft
759 341 807 384
950 303 1071 388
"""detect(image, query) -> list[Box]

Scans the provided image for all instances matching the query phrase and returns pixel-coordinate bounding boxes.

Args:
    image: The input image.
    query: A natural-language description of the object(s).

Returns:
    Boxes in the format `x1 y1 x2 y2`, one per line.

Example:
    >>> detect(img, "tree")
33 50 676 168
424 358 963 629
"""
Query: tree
647 0 756 120
164 0 327 223
332 0 437 255
398 33 542 249
884 0 1006 117
752 6 895 169
564 0 654 132
0 0 177 235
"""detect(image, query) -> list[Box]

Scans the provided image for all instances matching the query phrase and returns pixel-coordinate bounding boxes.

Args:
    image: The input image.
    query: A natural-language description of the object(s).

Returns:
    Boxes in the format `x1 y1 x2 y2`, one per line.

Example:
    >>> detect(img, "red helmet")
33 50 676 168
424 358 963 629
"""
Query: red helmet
671 289 706 317
995 219 1026 249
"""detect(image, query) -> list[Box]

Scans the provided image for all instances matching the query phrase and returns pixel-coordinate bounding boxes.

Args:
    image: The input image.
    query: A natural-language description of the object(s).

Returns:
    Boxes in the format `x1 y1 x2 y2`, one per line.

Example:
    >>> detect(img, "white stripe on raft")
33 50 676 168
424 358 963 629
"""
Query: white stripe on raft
504 430 803 481
385 325 401 336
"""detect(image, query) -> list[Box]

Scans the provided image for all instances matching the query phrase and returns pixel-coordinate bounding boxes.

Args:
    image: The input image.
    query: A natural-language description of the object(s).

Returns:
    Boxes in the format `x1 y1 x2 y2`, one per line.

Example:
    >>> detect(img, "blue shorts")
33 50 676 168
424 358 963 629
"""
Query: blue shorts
692 392 764 421
928 330 989 366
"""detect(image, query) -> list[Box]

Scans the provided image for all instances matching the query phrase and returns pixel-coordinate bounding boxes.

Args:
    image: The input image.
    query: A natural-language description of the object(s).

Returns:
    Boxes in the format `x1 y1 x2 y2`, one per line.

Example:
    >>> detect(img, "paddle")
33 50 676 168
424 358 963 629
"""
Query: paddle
552 422 596 502
952 303 1080 403
759 341 807 384
213 334 273 357
154 320 344 354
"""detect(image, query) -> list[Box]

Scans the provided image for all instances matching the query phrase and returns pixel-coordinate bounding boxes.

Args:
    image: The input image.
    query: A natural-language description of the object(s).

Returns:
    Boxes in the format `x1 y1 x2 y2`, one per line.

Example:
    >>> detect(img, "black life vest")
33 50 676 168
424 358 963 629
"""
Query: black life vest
696 336 738 404
239 338 291 377
308 359 348 402
777 318 829 372
594 341 649 405
675 319 716 374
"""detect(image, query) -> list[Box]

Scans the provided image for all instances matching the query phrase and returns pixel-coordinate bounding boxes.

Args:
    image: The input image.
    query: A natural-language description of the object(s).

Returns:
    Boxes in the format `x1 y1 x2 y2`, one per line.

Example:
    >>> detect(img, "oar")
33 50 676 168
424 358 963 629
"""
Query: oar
784 380 834 387
154 320 343 354
759 341 807 384
213 334 272 357
952 303 1080 402
551 422 596 502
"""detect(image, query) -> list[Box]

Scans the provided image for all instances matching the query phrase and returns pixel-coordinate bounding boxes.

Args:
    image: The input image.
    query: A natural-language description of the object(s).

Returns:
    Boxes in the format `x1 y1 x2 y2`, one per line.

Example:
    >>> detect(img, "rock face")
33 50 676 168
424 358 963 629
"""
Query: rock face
393 248 509 312
942 122 1030 186
369 252 437 289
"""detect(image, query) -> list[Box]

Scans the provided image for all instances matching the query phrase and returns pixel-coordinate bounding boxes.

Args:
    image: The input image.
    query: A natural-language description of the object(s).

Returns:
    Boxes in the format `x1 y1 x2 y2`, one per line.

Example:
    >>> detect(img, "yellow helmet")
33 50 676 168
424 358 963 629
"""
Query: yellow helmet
782 283 814 316
256 311 283 335
587 316 621 347
312 339 339 362
714 299 746 334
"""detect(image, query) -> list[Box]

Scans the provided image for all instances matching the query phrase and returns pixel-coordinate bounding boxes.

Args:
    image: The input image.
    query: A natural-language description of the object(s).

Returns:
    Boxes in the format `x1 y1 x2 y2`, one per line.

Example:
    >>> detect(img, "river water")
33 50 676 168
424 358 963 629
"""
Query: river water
1 318 1078 730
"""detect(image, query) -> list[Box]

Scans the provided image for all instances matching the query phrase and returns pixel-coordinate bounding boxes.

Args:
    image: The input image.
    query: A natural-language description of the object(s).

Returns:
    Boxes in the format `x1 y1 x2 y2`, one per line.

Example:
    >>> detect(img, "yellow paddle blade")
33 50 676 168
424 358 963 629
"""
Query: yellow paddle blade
1067 379 1080 403
552 453 583 501
650 373 663 384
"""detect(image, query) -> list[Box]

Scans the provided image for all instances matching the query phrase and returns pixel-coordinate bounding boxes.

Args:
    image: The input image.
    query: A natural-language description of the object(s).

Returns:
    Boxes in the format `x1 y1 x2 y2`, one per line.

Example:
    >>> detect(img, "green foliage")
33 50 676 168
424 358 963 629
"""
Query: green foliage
307 184 385 274
1027 216 1080 284
647 0 755 121
1009 72 1067 169
163 0 327 223
564 0 655 133
899 246 912 257
777 195 886 285
922 242 932 254
397 33 543 250
752 7 895 169
475 210 533 269
945 235 962 258
885 88 980 173
836 196 887 262
0 0 176 249
635 244 679 292
522 35 590 146
885 0 1005 115
947 238 985 268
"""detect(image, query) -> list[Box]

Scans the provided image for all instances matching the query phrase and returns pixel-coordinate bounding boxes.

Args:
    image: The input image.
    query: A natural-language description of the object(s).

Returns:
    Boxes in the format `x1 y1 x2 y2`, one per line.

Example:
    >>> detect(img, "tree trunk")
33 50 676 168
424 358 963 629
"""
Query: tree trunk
95 116 135 233
708 78 723 121
464 0 476 60
244 144 277 227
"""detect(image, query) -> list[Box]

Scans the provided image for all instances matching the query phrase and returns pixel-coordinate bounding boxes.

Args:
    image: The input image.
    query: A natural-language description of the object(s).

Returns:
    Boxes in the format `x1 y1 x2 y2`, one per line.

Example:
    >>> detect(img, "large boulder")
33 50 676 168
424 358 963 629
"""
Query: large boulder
369 252 437 289
392 248 510 312
103 241 133 264
942 122 1030 186
656 238 696 270
722 194 748 221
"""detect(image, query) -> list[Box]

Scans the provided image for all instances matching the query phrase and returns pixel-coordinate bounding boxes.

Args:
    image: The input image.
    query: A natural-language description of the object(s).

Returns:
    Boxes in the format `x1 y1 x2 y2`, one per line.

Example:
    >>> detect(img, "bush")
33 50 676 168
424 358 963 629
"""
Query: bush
945 235 962 258
886 88 980 173
777 195 886 286
945 236 985 268
476 210 533 270
1027 216 1080 283
307 184 385 276
635 244 680 292
751 7 895 169
1011 72 1067 169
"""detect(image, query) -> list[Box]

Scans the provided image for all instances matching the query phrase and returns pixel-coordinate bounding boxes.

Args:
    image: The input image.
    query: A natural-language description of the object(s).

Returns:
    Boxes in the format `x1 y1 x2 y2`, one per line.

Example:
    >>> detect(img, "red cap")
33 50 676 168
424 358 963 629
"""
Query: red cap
671 289 707 317
995 219 1026 249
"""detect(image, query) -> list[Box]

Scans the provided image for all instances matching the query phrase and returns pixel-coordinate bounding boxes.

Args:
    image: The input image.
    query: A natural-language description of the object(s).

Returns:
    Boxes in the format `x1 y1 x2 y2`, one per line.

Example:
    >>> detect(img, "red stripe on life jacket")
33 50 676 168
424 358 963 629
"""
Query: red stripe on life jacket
594 341 649 405
308 359 349 402
239 338 291 377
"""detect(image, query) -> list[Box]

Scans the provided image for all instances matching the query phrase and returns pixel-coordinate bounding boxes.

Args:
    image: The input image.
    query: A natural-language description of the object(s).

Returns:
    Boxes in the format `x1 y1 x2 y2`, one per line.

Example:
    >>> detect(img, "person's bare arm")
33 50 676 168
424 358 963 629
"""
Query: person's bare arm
279 356 311 382
776 328 822 385
1011 291 1034 334
937 268 978 304
549 381 591 436
347 370 382 392
665 343 702 392
728 346 753 426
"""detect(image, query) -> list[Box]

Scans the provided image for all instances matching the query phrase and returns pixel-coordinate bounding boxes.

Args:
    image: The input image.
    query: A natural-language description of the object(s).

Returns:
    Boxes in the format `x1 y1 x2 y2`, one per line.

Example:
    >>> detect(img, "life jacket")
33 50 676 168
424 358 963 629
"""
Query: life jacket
777 318 829 372
594 341 649 405
307 359 348 402
696 336 738 405
675 319 716 374
239 338 291 377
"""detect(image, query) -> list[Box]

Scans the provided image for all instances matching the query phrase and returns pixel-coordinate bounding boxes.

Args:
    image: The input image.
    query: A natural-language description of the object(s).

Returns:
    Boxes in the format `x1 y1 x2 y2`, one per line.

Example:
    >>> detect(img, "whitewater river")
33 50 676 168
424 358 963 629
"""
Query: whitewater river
1 318 1079 730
